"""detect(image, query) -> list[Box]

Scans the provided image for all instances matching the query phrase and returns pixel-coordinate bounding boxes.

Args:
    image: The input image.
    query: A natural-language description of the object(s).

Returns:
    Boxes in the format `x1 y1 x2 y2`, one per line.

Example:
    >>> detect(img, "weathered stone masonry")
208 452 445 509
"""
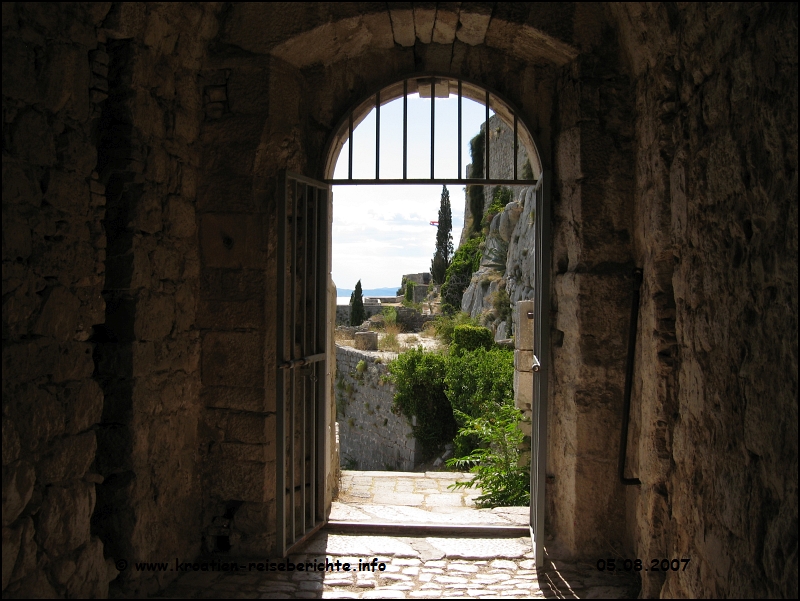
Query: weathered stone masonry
335 345 418 471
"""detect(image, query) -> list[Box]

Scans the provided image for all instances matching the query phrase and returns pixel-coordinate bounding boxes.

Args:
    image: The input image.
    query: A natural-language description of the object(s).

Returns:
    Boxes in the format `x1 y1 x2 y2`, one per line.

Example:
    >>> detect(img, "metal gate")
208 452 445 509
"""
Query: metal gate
276 171 330 556
530 171 552 567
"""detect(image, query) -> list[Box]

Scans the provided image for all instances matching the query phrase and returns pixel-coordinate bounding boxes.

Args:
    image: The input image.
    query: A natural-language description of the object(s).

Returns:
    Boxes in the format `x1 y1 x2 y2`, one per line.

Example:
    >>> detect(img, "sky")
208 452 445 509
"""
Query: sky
332 94 492 293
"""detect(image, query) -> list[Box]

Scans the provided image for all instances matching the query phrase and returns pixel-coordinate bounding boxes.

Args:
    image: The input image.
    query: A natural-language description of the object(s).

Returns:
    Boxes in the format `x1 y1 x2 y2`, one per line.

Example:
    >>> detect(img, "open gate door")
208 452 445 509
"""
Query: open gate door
530 171 552 567
276 171 330 556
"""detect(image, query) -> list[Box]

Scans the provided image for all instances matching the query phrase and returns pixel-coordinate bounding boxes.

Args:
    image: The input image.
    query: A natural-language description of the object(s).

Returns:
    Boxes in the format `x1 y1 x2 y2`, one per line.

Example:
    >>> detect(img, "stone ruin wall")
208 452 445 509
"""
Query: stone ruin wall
334 346 418 471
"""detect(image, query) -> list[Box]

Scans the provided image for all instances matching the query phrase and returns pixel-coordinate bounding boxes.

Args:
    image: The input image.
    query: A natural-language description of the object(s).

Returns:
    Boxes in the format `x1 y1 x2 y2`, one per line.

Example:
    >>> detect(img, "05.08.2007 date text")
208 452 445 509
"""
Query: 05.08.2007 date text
596 558 690 572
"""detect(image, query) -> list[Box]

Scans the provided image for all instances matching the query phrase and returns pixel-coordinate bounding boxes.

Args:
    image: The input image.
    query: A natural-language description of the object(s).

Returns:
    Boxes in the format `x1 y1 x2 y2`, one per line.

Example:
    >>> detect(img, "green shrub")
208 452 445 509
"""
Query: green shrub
489 285 511 324
432 312 479 344
405 281 415 302
482 186 514 229
450 324 493 356
382 306 398 327
387 348 457 460
447 403 530 507
440 236 483 315
445 347 514 417
445 346 514 466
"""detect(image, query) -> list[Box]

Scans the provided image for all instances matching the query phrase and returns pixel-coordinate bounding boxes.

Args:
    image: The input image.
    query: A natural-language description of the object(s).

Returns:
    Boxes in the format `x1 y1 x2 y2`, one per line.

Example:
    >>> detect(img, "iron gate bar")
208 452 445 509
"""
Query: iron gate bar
430 79 435 179
458 79 462 179
290 178 298 544
327 178 537 186
531 172 552 567
403 79 407 180
348 113 353 180
375 91 380 179
301 182 308 534
485 89 490 181
315 183 328 524
619 268 643 486
307 186 316 529
276 172 287 556
514 115 518 181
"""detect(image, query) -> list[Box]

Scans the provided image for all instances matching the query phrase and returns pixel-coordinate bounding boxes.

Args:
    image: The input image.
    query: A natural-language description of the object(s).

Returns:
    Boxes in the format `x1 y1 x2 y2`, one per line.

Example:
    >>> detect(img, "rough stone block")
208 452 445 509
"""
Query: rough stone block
134 293 175 341
432 5 459 43
201 386 270 413
219 441 275 463
2 522 24 590
514 370 533 410
202 331 263 387
200 213 264 269
36 482 94 555
197 298 263 330
208 460 273 503
353 331 378 350
38 432 96 484
33 286 81 342
514 349 534 372
455 4 492 45
2 418 21 466
220 412 275 446
66 536 107 598
388 6 415 46
1 461 35 527
516 300 534 350
413 3 436 43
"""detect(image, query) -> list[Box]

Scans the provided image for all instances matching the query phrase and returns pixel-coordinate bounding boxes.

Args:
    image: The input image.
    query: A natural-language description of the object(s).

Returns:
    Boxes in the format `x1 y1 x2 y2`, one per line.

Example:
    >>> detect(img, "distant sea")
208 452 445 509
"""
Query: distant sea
336 287 398 305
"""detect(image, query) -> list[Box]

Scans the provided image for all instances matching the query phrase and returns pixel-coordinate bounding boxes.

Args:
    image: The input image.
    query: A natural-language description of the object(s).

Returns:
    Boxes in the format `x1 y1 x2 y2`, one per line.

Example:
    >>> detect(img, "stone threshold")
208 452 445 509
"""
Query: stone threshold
326 520 531 538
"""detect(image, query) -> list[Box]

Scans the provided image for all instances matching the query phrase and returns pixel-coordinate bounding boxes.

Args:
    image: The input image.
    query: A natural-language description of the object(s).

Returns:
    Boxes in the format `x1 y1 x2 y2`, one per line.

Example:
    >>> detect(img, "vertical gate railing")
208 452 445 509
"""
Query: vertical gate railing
530 171 552 567
276 171 330 557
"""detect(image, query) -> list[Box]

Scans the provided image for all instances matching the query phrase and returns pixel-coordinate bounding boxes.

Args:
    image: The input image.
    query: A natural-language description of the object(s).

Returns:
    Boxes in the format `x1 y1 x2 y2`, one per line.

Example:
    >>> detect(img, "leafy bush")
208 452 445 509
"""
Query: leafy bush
447 403 529 507
440 236 483 315
387 348 457 460
450 324 494 356
432 312 479 344
445 346 514 414
445 346 514 469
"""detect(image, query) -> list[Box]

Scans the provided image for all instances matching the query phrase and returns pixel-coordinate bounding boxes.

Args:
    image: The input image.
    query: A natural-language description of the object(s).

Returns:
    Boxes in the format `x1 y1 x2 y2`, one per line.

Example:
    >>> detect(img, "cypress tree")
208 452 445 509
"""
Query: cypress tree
350 279 366 326
431 185 453 284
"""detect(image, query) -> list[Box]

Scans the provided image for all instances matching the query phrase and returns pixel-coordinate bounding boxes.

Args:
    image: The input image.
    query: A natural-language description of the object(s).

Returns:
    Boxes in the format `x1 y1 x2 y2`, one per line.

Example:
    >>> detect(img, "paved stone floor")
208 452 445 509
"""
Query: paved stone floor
156 472 639 599
331 471 529 526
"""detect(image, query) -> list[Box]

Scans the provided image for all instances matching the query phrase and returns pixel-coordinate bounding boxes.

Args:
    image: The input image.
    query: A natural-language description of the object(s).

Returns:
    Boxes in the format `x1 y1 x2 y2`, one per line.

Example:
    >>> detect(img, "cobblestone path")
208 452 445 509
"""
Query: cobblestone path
157 472 639 598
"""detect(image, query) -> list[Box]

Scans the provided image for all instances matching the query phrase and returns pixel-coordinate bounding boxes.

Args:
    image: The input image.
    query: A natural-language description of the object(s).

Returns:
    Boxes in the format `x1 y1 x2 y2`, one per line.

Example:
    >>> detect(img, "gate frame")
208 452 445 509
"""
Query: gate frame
276 171 331 557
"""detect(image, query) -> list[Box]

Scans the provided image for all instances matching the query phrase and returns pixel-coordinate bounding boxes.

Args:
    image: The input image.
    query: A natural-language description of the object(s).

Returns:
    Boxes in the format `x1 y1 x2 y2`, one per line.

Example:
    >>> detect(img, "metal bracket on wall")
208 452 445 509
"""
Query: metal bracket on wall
619 268 643 486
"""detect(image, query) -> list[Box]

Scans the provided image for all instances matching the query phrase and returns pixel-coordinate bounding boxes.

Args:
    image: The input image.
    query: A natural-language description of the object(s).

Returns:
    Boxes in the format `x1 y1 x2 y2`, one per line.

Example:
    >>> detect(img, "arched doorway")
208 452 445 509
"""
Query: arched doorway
274 75 551 565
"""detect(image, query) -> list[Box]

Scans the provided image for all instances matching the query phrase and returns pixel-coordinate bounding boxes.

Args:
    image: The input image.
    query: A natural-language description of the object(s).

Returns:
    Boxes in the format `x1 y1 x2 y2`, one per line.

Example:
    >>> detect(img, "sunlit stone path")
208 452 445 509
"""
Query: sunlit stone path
156 471 639 599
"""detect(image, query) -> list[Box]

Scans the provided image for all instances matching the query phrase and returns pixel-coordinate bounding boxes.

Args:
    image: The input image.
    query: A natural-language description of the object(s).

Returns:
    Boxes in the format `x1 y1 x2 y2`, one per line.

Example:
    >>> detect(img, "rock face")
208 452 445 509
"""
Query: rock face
2 3 796 599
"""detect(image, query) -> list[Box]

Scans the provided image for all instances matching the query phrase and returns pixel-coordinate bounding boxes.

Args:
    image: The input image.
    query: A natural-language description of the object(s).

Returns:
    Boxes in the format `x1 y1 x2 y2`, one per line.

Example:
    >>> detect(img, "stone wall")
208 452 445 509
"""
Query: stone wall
2 4 112 596
609 3 798 597
335 346 418 471
335 303 383 326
